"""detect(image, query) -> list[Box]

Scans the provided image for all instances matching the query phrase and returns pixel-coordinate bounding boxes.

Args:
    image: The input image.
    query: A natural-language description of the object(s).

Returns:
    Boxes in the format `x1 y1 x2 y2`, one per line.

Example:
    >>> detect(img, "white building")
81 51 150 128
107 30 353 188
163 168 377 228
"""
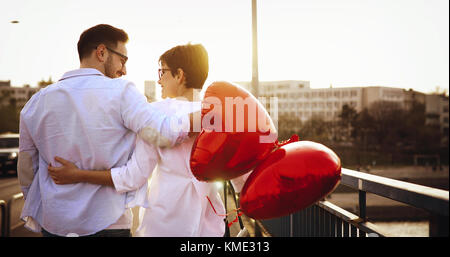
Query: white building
425 94 449 146
235 80 407 122
144 81 157 102
0 81 40 108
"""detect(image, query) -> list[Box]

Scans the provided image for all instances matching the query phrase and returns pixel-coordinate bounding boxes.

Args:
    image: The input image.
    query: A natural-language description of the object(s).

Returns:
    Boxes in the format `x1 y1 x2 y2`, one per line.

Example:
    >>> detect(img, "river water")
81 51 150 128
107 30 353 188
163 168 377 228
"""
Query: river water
372 221 429 237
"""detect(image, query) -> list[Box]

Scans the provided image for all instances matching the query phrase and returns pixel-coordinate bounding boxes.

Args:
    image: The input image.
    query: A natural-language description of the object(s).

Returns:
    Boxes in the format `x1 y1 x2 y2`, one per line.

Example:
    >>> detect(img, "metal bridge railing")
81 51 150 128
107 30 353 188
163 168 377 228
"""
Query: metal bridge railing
234 168 449 237
5 192 24 237
0 192 24 237
341 168 448 236
2 168 448 237
0 200 6 237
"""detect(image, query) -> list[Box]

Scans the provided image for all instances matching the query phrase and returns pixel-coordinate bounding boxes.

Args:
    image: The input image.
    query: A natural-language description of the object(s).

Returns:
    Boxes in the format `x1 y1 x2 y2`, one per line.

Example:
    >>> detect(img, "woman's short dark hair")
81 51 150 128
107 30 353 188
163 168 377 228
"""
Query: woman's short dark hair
77 24 129 61
159 43 209 89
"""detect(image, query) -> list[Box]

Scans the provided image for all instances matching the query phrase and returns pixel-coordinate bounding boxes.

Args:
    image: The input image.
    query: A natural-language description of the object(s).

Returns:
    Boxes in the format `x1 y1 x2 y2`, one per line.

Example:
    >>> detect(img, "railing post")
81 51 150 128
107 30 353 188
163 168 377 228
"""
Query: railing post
308 206 313 236
343 221 349 237
358 190 366 221
6 199 11 237
223 181 230 237
359 190 367 237
351 225 358 237
300 209 305 237
227 181 244 229
0 200 6 237
289 214 293 237
336 218 342 237
305 207 312 237
6 193 24 237
429 214 449 237
330 214 336 237
254 220 262 237
314 205 319 237
324 211 331 237
318 206 323 237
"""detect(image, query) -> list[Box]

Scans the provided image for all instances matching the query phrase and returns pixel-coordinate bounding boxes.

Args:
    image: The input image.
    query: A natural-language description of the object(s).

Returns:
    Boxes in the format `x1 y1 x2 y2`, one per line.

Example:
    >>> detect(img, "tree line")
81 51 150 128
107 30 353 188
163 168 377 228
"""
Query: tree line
278 100 448 166
0 78 53 134
0 98 20 134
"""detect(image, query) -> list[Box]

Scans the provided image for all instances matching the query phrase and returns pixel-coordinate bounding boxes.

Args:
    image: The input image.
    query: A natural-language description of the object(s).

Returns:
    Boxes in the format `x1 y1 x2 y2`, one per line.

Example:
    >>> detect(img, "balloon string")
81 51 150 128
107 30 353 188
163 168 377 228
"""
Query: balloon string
227 212 243 228
275 134 299 148
206 196 242 227
206 196 227 217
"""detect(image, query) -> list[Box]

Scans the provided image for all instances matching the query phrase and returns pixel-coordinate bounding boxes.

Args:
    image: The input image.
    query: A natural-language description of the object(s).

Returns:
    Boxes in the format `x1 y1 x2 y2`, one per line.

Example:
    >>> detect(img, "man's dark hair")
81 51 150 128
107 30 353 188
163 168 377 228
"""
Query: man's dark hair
77 24 129 61
159 43 209 89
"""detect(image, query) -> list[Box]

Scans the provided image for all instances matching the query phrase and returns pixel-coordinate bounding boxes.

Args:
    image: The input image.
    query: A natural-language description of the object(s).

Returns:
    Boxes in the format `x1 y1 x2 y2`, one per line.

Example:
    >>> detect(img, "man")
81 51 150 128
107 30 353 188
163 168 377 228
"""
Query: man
17 24 190 237
47 43 230 236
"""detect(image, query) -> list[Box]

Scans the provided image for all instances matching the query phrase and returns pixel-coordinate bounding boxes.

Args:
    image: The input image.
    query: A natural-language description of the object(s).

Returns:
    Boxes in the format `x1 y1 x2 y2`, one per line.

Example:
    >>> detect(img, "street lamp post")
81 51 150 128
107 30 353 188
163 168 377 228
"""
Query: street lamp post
251 0 259 98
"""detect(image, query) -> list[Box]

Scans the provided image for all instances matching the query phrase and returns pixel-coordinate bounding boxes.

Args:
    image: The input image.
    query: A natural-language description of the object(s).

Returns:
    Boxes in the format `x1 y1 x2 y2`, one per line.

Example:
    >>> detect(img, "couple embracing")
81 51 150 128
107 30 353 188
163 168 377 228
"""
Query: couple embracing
18 24 246 237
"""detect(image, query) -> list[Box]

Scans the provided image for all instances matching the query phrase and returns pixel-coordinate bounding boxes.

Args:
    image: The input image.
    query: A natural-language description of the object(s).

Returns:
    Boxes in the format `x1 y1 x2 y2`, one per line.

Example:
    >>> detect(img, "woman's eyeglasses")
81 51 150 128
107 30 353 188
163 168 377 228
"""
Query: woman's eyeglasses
158 68 171 79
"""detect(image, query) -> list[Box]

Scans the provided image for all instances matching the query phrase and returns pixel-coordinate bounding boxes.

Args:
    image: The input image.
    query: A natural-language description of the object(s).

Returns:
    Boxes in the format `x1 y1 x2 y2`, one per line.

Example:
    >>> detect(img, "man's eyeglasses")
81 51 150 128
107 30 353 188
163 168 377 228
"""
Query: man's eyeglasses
106 47 128 63
158 68 171 80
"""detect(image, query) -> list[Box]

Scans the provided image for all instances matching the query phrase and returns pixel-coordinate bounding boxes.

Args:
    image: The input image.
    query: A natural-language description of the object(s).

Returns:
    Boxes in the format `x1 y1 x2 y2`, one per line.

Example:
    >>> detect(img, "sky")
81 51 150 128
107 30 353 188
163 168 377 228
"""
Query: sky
0 0 448 95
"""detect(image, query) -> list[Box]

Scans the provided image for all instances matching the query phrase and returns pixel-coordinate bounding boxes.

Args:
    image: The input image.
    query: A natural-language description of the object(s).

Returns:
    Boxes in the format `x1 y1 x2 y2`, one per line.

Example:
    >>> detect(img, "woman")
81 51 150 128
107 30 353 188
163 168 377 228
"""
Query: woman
48 43 234 236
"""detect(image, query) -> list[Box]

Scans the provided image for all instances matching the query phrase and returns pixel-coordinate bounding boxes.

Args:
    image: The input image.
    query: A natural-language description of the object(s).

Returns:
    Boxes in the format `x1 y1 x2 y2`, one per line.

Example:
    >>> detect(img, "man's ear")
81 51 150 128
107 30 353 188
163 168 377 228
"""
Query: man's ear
95 44 107 63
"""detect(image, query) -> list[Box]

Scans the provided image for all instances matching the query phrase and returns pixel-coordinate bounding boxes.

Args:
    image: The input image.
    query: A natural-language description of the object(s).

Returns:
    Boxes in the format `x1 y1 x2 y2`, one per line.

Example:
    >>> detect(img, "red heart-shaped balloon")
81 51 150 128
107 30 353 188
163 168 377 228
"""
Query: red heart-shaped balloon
190 81 277 181
240 140 341 220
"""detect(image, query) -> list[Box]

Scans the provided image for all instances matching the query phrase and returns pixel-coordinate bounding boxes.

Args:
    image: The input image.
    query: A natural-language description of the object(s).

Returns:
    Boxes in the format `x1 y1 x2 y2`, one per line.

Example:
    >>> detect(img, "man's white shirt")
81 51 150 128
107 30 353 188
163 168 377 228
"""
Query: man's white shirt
18 68 188 236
